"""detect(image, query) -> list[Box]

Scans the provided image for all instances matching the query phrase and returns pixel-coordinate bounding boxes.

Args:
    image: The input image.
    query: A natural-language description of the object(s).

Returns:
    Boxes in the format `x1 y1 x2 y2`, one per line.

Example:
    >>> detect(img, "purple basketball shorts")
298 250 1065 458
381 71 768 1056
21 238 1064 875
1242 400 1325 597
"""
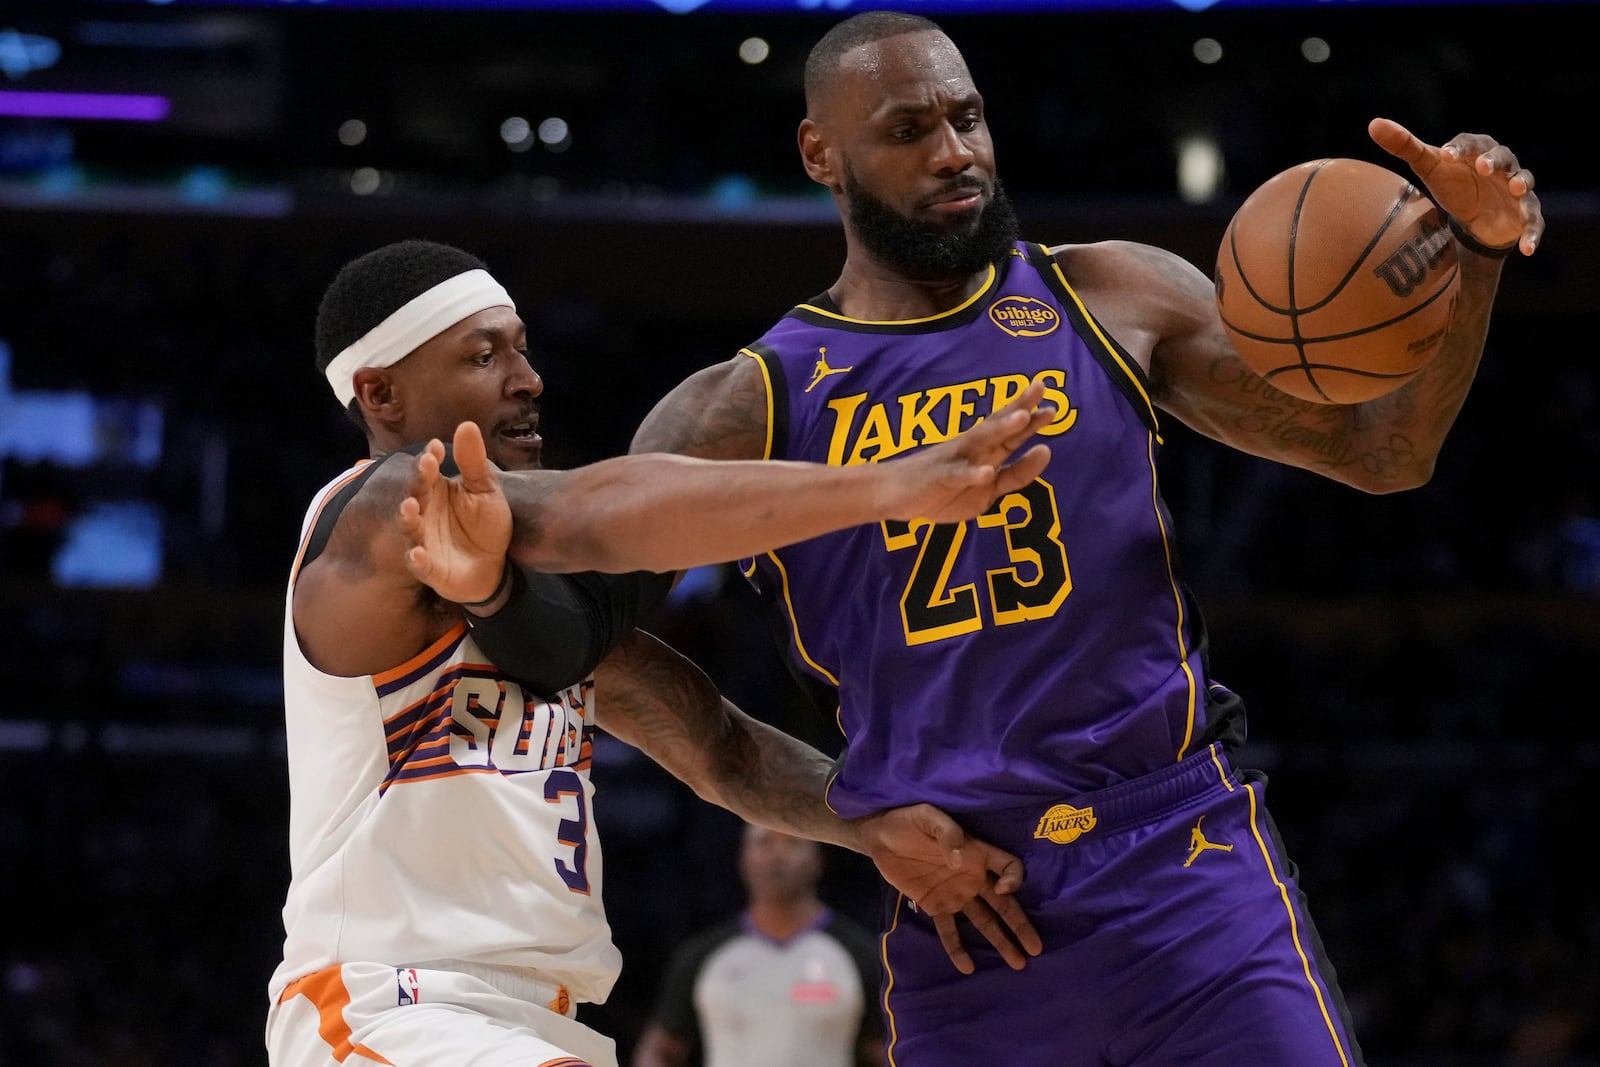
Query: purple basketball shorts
877 745 1365 1066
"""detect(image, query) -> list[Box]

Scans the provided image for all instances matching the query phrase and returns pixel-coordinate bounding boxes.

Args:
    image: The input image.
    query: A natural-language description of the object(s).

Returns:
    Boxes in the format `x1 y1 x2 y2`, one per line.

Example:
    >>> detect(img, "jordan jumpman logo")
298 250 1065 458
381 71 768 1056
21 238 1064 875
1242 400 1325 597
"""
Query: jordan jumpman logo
805 347 854 393
1183 815 1234 868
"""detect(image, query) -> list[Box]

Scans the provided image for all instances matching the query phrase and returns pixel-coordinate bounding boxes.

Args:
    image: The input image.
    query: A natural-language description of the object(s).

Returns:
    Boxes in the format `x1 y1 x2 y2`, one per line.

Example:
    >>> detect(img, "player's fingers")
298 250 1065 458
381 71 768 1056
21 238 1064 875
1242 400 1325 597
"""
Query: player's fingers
1441 132 1501 168
404 545 434 581
907 803 969 868
994 444 1051 493
961 899 1028 971
1517 189 1544 254
1368 117 1427 166
972 381 1046 440
995 378 1047 417
1481 144 1523 179
934 914 975 976
414 442 442 482
954 463 997 489
983 890 1043 957
984 848 1026 894
453 421 496 491
990 406 1058 460
969 398 1033 451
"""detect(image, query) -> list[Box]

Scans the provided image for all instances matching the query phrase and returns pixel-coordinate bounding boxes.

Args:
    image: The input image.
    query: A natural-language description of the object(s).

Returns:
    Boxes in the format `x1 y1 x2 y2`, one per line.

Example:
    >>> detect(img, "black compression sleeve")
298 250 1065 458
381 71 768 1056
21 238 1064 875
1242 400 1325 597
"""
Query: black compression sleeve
465 565 673 697
387 438 669 693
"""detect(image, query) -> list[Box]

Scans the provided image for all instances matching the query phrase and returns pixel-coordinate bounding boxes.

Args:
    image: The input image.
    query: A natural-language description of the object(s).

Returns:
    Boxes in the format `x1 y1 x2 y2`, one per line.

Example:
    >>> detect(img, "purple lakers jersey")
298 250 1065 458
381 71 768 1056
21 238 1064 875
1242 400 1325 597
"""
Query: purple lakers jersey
740 243 1241 818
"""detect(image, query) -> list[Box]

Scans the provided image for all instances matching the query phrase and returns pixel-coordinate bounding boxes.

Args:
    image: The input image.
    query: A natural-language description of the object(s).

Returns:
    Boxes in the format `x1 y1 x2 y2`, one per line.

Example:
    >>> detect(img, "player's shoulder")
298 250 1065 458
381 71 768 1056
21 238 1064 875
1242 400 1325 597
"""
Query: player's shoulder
632 354 769 459
1047 240 1215 325
1046 239 1189 281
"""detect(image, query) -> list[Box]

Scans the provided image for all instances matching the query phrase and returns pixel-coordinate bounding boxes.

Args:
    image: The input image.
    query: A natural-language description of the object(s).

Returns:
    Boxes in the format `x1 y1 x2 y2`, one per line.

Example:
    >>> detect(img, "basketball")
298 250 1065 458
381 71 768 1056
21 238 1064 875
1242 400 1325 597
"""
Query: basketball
1213 157 1459 404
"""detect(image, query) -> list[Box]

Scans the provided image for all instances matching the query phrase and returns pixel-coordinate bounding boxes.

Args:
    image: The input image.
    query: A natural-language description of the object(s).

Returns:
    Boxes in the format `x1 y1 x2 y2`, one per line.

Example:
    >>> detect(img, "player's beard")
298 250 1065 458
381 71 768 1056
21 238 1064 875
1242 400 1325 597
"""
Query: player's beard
843 167 1020 283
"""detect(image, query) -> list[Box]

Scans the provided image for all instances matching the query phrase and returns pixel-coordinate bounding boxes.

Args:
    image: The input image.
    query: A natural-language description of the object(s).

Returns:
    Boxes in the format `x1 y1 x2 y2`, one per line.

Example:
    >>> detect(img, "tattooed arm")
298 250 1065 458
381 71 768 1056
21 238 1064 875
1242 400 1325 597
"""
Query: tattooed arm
1069 124 1541 494
1061 238 1505 494
594 628 846 844
594 629 1042 971
630 354 773 461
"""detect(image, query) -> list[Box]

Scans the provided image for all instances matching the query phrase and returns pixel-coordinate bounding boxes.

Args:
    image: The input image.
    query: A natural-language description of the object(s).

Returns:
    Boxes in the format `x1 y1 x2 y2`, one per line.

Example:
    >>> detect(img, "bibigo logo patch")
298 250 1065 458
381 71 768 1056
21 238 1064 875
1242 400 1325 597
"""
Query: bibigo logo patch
989 296 1060 338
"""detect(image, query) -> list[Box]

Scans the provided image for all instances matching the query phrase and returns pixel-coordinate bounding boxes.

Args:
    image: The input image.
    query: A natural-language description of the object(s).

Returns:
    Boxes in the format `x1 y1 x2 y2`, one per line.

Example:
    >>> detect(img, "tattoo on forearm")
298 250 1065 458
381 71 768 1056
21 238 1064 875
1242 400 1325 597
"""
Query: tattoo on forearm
598 634 845 844
1201 332 1446 482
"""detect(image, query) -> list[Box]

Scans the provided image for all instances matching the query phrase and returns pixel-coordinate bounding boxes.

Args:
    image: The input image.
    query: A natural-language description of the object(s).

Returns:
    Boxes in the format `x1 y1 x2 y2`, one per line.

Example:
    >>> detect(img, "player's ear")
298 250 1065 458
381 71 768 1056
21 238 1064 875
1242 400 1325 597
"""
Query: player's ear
798 119 838 190
353 367 401 423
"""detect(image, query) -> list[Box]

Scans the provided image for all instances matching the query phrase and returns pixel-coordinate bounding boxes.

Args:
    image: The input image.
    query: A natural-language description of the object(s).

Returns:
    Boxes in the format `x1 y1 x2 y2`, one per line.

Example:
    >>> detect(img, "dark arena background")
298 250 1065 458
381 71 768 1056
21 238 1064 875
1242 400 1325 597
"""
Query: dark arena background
1 1 1596 1063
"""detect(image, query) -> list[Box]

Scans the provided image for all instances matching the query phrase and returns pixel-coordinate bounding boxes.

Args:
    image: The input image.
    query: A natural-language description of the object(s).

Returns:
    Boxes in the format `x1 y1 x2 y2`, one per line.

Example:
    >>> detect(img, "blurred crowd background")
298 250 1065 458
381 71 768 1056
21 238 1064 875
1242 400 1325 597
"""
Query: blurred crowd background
2 0 1597 1064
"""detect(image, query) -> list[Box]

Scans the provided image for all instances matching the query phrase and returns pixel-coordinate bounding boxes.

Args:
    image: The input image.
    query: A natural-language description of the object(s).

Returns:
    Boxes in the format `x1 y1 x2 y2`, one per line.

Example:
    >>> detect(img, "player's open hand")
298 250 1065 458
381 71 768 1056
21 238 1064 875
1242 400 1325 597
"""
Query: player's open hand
855 803 1042 975
877 379 1055 524
1369 117 1543 256
398 420 514 604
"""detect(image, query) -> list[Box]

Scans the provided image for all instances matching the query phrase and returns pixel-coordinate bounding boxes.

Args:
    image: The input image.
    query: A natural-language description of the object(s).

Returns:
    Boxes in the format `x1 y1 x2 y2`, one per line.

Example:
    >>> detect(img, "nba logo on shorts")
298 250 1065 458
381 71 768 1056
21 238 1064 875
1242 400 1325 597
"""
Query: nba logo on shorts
396 967 420 1006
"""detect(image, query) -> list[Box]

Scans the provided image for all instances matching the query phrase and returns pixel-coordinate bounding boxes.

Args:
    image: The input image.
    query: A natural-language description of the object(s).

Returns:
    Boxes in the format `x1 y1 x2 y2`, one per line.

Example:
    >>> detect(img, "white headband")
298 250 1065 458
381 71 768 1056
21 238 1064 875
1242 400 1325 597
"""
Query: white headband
323 268 516 406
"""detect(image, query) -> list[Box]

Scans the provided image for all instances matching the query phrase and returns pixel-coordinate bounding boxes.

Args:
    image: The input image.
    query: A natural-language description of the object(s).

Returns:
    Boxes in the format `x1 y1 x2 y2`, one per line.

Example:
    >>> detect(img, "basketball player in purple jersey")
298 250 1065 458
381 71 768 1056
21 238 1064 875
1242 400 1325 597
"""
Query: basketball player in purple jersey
629 12 1544 1066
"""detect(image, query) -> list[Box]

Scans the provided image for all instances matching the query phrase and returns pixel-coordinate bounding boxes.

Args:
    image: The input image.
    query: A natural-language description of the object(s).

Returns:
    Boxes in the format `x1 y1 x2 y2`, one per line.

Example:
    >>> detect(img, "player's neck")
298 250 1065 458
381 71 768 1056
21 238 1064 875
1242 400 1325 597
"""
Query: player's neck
830 256 988 321
746 898 826 942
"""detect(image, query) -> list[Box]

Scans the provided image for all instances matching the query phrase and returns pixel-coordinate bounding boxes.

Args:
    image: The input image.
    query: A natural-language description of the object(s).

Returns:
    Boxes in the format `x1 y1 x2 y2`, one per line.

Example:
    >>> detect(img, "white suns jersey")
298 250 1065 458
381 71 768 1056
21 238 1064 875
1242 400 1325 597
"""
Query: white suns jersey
268 462 621 1005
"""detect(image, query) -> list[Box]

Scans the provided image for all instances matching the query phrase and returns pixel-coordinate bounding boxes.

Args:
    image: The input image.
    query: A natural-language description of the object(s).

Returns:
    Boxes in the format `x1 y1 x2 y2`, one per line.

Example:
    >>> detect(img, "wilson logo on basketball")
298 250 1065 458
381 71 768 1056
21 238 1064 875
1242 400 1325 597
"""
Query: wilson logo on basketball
1034 803 1097 844
988 296 1060 337
1372 214 1454 298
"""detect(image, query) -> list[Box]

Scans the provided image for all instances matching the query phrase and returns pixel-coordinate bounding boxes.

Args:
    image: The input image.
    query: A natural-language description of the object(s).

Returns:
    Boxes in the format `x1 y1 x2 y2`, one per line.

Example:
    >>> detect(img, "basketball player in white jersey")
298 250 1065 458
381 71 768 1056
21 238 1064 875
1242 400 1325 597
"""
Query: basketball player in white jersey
267 240 1049 1067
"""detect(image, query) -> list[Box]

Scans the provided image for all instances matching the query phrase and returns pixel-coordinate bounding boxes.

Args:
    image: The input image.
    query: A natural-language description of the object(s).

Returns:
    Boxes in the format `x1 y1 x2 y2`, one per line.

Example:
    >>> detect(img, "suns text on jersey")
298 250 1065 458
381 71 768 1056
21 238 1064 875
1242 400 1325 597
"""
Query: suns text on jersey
447 672 594 774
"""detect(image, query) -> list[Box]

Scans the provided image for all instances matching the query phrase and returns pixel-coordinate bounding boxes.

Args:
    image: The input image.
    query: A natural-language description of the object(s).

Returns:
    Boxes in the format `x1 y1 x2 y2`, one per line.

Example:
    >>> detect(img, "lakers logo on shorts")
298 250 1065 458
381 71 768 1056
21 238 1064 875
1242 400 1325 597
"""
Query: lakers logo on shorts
1034 803 1097 844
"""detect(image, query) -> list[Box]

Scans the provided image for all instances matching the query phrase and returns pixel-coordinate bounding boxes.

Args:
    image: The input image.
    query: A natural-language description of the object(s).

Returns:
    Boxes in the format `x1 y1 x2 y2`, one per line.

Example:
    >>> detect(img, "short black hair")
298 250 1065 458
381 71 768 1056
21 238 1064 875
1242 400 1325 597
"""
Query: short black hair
803 10 944 114
314 239 488 374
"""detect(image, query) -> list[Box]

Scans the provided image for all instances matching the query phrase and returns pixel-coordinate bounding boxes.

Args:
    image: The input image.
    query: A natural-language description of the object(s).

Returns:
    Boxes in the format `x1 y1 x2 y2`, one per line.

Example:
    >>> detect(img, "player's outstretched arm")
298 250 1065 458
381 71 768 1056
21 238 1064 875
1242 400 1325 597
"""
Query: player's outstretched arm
1142 124 1544 495
593 629 1038 973
496 378 1054 574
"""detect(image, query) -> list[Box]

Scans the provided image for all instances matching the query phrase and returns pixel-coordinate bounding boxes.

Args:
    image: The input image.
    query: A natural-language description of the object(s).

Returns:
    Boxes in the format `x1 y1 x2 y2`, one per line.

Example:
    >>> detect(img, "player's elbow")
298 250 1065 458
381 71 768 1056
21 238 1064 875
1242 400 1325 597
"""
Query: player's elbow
509 515 632 574
1343 457 1436 495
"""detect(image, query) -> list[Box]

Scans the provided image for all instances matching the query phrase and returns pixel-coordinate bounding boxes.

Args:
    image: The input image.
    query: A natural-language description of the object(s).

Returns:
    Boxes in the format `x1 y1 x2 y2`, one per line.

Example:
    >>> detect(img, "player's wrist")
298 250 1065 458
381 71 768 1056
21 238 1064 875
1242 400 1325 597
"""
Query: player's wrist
838 811 881 857
460 558 514 616
1447 215 1518 259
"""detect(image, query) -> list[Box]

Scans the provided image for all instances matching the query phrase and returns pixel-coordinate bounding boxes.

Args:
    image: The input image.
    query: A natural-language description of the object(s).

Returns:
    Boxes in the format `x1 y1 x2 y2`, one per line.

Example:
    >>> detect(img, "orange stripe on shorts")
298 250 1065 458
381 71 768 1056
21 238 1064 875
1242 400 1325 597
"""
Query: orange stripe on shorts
279 965 393 1064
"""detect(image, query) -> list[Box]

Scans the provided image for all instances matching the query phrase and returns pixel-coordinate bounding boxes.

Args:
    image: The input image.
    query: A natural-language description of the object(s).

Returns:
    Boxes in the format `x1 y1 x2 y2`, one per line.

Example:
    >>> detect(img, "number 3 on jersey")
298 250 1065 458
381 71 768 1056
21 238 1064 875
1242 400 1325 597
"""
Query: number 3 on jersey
883 477 1070 645
446 676 593 894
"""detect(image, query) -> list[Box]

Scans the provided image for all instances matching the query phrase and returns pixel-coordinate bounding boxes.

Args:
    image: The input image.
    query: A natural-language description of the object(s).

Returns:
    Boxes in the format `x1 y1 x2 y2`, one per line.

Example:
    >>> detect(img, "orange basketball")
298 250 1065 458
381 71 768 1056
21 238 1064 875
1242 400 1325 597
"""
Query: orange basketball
1213 157 1459 404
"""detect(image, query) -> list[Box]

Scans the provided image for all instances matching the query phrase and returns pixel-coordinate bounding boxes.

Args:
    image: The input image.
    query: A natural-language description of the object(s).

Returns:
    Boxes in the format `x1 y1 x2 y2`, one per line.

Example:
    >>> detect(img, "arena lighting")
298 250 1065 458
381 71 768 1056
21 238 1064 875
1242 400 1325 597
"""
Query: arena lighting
0 89 169 121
